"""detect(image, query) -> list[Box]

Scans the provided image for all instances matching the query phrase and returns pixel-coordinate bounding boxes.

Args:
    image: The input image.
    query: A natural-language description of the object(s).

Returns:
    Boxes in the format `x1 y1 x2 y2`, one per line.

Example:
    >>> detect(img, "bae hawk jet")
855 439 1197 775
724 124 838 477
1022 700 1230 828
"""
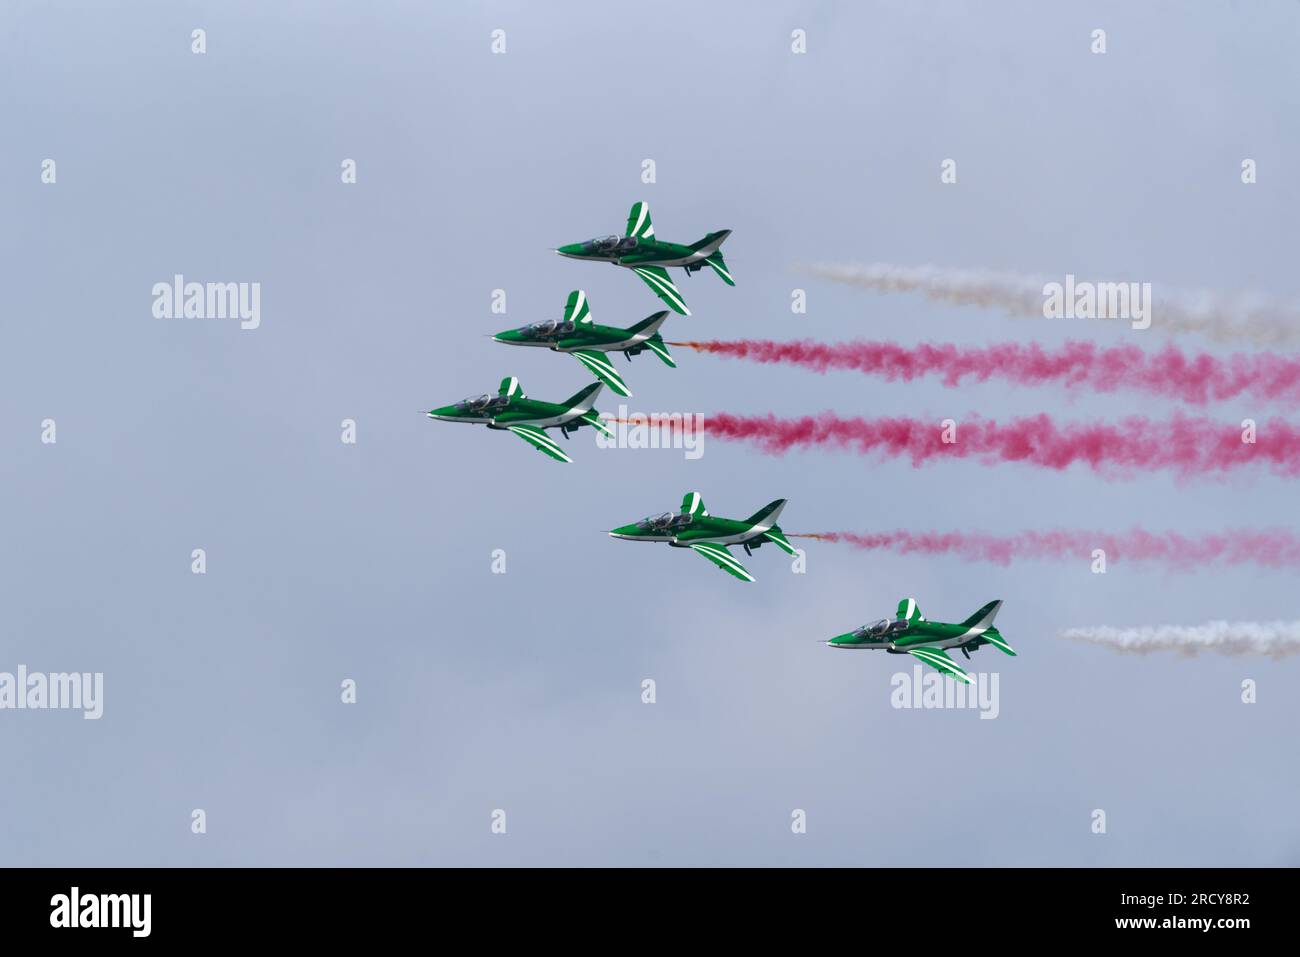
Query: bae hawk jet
491 290 674 397
826 599 1015 684
425 376 610 463
555 201 733 316
609 492 795 582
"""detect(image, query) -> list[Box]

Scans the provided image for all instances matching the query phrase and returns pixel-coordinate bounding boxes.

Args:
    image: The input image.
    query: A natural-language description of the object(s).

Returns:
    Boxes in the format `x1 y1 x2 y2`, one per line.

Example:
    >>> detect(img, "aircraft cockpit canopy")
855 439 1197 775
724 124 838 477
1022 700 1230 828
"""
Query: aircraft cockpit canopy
853 619 893 639
638 512 675 530
456 394 509 412
522 319 575 337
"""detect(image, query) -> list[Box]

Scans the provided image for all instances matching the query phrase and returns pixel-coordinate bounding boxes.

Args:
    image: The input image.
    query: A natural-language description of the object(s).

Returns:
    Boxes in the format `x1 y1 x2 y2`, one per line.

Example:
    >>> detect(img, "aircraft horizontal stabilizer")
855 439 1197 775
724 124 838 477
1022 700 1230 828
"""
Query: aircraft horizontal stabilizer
981 629 1016 656
763 528 797 555
578 411 614 438
704 251 734 286
644 336 676 367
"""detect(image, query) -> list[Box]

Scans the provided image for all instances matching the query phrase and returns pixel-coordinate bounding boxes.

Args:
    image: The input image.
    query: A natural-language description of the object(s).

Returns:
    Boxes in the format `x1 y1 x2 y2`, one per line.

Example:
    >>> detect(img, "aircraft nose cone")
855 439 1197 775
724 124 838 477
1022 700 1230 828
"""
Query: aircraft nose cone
427 404 458 419
609 523 640 538
556 243 584 258
493 330 519 343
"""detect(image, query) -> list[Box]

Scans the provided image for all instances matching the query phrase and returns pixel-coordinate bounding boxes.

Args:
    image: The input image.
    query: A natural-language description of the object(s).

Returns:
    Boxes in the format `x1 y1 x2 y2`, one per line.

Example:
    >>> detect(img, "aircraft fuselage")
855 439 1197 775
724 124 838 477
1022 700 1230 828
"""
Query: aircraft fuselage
829 620 999 653
556 234 728 269
426 397 590 431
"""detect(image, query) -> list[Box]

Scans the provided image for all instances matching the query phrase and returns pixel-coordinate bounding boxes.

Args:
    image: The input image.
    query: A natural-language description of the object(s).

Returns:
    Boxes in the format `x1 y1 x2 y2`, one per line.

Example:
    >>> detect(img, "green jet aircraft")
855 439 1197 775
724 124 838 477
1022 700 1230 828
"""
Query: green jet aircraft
491 290 674 398
826 599 1015 684
555 201 734 316
425 375 611 464
609 492 796 582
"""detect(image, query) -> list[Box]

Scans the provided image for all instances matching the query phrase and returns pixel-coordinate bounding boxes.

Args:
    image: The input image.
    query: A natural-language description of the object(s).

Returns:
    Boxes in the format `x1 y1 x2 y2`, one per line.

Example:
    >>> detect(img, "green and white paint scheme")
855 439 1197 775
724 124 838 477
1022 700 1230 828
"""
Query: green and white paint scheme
425 376 611 464
609 492 795 583
555 201 734 316
491 290 674 398
827 599 1015 684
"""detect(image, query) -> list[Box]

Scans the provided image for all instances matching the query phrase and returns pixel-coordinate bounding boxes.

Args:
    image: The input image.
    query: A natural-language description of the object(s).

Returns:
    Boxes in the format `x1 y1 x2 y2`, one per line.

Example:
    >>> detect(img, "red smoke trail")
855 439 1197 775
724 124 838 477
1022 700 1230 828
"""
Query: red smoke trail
697 412 1300 478
666 339 1300 406
793 529 1300 569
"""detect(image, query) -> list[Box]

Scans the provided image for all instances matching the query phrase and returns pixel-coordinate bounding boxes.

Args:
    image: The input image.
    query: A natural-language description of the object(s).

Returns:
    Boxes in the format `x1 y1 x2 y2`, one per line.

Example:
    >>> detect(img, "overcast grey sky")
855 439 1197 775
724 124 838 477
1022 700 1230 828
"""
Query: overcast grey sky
3 0 1298 866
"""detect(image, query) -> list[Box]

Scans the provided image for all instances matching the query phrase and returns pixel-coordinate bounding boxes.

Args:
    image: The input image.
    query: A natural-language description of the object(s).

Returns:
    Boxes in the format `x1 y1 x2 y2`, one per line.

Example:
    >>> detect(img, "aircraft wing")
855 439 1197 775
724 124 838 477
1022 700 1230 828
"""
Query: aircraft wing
504 424 572 463
906 647 973 684
570 349 631 397
626 201 655 239
631 265 690 316
686 542 755 582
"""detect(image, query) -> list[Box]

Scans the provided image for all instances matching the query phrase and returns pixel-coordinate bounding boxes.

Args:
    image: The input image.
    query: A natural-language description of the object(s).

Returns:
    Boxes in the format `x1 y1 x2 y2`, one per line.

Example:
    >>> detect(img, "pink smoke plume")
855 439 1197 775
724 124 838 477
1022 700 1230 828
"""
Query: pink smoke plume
697 412 1299 478
793 529 1300 570
667 339 1300 407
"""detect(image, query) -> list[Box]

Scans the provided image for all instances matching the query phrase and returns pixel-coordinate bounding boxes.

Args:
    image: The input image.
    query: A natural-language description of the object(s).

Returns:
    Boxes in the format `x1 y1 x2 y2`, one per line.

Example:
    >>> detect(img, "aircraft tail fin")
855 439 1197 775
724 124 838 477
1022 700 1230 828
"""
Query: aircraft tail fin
684 230 733 284
628 310 670 336
564 381 611 437
629 311 676 367
746 498 786 528
963 600 1014 655
962 600 1002 630
499 376 525 399
562 381 604 412
689 229 731 255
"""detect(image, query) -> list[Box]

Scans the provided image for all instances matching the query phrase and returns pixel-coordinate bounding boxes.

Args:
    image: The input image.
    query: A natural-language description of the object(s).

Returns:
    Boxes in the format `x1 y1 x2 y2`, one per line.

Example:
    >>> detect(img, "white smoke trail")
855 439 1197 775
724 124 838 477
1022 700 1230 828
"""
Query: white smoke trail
808 262 1300 346
1061 621 1300 658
